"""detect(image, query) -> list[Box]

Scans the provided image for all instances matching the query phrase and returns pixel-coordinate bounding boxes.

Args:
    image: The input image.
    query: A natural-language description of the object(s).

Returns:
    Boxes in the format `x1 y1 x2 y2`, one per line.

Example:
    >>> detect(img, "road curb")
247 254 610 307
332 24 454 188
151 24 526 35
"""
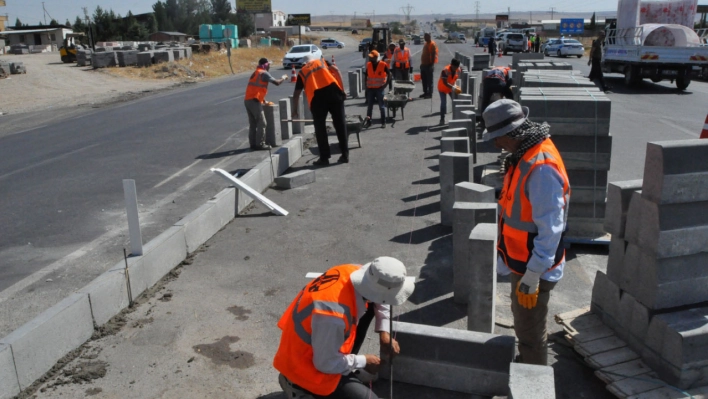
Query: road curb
0 126 312 398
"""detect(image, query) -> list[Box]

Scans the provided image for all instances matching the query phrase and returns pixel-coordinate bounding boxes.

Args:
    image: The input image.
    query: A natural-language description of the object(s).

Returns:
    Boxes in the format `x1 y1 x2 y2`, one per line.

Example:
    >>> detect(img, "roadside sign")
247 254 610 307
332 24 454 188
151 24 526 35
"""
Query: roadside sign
560 18 584 34
236 0 271 13
286 14 311 26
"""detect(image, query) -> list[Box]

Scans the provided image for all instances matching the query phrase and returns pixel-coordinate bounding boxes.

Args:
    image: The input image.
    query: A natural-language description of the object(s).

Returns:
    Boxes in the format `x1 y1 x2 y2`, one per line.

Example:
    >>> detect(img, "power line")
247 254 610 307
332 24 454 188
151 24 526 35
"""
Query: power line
550 7 557 19
475 1 480 21
400 4 414 24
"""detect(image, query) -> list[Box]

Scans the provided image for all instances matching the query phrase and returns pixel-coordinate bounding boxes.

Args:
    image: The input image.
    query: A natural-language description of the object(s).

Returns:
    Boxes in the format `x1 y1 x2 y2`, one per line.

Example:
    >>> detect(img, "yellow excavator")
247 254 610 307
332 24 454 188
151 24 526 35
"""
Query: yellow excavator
59 33 87 63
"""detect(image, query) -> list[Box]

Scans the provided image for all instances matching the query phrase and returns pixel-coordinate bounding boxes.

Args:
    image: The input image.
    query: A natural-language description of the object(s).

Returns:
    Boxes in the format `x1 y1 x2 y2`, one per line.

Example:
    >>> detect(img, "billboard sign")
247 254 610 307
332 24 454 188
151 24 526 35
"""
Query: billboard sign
560 18 584 34
286 14 311 26
495 14 509 21
236 0 271 13
351 18 368 29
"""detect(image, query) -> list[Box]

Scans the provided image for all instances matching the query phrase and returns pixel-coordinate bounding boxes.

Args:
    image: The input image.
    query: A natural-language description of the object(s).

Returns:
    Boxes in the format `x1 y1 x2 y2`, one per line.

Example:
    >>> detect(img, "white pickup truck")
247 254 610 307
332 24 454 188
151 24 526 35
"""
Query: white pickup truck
602 26 708 90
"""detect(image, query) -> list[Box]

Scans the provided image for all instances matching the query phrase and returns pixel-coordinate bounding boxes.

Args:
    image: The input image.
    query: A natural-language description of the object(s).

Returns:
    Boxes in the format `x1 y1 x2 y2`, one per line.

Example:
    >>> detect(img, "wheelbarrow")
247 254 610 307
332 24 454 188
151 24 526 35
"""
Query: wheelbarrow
392 80 415 95
346 115 363 148
384 92 409 121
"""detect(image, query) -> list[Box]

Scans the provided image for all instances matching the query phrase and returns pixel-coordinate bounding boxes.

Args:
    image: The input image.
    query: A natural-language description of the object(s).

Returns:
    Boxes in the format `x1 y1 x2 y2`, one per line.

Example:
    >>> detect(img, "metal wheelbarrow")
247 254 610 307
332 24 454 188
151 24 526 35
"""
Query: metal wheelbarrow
384 92 409 121
346 115 363 148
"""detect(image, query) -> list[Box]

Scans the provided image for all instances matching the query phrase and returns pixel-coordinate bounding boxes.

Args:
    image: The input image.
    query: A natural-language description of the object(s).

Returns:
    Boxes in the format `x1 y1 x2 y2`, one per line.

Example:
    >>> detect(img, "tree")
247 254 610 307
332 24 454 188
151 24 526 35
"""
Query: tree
228 12 253 38
153 1 169 31
73 16 87 33
211 0 232 23
589 12 596 31
14 18 22 28
49 19 59 26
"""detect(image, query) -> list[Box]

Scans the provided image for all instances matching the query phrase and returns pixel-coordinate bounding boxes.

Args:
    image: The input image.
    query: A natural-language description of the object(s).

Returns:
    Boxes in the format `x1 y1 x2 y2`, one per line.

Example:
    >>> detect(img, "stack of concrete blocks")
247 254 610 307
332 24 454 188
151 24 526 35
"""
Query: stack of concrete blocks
380 321 515 396
171 48 185 60
92 51 117 68
138 43 155 52
182 47 193 59
511 52 544 70
519 86 611 239
117 50 139 67
289 94 304 135
279 98 293 140
592 139 708 390
473 54 490 70
153 50 174 64
440 152 474 226
521 72 596 88
263 103 282 147
508 363 556 399
76 50 93 67
137 52 154 67
516 61 573 73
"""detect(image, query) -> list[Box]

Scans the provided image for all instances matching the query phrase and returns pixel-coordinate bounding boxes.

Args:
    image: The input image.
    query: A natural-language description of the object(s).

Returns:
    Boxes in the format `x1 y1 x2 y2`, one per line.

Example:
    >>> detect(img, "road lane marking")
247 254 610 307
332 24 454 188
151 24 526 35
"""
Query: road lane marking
215 94 244 105
0 143 101 180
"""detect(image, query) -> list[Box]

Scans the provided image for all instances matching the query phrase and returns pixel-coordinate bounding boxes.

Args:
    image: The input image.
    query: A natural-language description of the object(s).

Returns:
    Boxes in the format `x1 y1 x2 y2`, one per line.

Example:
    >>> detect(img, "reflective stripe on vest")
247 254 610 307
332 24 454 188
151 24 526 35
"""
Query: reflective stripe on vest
437 65 458 94
393 47 410 69
273 264 360 396
366 61 388 88
245 69 269 102
298 58 343 107
497 139 571 275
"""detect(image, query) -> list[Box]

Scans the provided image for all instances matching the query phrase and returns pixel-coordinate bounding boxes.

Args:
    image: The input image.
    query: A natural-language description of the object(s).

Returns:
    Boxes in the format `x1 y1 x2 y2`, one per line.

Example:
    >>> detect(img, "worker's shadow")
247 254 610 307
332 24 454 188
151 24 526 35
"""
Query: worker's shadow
196 148 251 159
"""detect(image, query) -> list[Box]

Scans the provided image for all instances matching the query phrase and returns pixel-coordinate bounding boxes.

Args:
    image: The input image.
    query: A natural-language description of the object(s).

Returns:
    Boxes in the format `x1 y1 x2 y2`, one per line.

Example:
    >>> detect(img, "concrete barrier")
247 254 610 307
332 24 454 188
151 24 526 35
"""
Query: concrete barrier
642 140 708 204
78 268 130 327
508 363 555 399
0 344 20 399
466 223 497 333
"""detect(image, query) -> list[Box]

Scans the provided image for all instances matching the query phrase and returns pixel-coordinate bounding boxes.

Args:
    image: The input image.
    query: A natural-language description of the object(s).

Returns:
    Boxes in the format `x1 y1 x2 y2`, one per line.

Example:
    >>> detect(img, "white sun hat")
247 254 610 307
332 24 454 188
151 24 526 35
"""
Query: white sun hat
350 257 415 306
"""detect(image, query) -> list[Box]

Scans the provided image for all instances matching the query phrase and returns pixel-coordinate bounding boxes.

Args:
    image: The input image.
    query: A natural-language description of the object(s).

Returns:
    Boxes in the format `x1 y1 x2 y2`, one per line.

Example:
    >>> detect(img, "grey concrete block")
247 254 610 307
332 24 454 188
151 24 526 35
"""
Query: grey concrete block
171 48 185 60
0 293 94 389
568 202 605 219
289 95 304 134
279 98 293 140
441 127 467 138
78 268 129 326
252 158 276 193
441 137 469 153
236 170 258 212
642 140 708 204
138 43 155 51
508 363 555 399
263 103 282 147
468 76 477 106
137 51 153 67
466 223 497 333
275 170 315 189
454 182 495 203
512 52 545 70
380 321 515 396
591 271 621 330
174 202 223 253
661 306 708 369
183 46 192 59
440 152 474 226
624 192 708 258
127 226 187 297
0 343 20 399
453 203 497 305
461 70 469 94
561 152 612 171
302 92 313 122
605 236 627 287
472 54 491 71
570 186 608 203
153 50 174 64
92 51 117 68
604 180 643 237
454 105 476 121
552 135 612 154
117 50 139 67
567 170 608 188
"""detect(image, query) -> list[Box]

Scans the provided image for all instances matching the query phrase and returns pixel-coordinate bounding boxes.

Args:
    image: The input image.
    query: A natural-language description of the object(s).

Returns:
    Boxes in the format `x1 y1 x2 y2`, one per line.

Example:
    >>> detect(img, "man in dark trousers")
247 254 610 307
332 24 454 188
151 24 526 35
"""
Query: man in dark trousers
437 58 461 125
488 36 497 67
293 54 348 166
588 31 611 92
419 33 438 99
479 66 514 129
363 50 391 129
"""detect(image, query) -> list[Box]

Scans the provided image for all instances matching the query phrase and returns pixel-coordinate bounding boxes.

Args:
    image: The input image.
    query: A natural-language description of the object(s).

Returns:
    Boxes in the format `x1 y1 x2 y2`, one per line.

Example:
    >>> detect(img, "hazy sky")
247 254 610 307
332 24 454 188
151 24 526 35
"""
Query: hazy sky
4 0 619 27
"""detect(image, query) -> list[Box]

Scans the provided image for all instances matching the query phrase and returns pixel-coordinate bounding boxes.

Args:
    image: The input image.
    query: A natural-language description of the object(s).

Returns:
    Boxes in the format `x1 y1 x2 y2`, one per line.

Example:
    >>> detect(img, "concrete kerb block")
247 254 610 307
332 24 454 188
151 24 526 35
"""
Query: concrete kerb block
289 95 305 134
0 293 94 390
78 267 129 327
253 157 277 192
279 98 293 140
0 343 20 399
508 363 555 399
442 127 467 138
441 137 470 153
605 236 627 286
348 71 359 98
236 169 259 212
302 92 313 122
440 152 474 226
208 187 237 226
125 226 187 297
633 249 708 310
380 321 515 396
174 202 223 253
467 223 498 333
642 139 708 204
454 182 495 203
275 170 316 189
591 271 621 330
263 103 282 147
454 104 476 121
604 179 643 236
453 203 497 305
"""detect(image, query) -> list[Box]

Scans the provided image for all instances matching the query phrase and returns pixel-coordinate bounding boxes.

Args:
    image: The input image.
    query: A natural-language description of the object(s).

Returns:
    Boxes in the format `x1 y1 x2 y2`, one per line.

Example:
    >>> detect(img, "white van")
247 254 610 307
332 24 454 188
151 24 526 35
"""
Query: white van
498 32 526 54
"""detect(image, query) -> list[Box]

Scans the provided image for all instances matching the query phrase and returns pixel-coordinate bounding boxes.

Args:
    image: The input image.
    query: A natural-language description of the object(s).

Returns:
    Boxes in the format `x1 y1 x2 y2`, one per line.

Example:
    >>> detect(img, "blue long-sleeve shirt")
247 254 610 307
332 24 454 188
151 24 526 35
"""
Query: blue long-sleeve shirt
497 164 567 282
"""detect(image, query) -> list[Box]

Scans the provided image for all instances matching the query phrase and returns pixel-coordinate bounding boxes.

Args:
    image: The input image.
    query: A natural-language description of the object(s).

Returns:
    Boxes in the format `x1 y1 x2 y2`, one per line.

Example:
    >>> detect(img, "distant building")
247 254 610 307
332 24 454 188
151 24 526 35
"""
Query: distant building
0 25 73 49
254 10 287 31
149 31 187 43
0 0 7 32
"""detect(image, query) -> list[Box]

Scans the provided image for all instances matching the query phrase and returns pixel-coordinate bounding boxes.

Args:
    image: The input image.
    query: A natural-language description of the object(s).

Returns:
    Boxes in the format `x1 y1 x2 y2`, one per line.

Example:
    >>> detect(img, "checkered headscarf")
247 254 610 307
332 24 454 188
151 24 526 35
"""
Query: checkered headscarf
505 120 551 168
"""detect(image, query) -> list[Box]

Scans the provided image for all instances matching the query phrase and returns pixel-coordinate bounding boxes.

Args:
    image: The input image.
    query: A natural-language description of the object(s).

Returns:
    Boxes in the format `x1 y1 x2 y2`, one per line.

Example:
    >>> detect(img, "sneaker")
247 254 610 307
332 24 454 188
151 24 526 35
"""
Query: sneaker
313 158 330 166
337 154 349 163
278 374 314 399
423 94 433 99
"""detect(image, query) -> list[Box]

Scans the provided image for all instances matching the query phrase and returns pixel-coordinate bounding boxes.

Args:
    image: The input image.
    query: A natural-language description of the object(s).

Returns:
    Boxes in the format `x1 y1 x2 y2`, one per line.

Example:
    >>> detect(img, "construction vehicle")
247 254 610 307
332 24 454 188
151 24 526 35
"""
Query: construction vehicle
361 27 390 59
59 33 87 63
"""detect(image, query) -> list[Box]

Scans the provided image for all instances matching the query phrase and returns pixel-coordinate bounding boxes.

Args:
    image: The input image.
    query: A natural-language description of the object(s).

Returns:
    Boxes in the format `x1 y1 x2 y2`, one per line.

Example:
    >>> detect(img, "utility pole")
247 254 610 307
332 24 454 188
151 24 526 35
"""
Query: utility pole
42 2 47 24
530 11 532 23
400 4 414 24
550 7 556 20
475 1 480 21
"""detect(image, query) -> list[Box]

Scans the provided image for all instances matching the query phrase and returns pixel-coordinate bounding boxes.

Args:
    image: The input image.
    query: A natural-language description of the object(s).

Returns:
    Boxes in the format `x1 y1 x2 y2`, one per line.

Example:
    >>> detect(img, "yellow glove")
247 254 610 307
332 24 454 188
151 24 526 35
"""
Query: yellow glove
516 270 542 310
454 86 462 94
516 281 539 309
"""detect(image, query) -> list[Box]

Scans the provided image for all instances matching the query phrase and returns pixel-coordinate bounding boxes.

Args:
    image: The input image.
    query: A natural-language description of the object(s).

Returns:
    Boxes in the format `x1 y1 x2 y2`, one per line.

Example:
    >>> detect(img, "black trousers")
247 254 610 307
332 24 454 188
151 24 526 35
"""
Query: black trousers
420 64 434 96
589 58 607 91
481 78 513 117
311 85 348 160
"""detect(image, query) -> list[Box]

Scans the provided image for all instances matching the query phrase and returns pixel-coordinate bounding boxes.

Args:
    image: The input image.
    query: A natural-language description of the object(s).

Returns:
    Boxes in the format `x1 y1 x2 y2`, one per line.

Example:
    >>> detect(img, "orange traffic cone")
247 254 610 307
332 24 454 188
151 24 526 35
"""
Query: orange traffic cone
483 47 487 52
331 55 335 65
701 113 708 138
290 65 297 83
498 51 502 58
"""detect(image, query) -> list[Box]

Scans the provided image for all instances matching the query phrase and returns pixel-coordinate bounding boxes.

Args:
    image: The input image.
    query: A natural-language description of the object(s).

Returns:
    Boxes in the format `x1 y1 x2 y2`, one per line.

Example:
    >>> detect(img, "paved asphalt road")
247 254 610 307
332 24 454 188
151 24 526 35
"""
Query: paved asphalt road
0 32 706 338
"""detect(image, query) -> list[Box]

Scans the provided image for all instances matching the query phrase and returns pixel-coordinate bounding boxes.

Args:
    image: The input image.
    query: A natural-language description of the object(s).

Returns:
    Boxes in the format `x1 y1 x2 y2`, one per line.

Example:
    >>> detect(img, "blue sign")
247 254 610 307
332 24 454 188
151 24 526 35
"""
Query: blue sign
560 18 584 34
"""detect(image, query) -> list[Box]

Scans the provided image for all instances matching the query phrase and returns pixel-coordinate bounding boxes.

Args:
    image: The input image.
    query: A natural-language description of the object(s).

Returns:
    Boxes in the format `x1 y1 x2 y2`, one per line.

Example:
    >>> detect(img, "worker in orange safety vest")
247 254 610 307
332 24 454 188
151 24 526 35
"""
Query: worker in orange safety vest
437 58 460 125
481 99 571 366
244 57 285 150
363 50 391 129
418 32 438 99
274 257 415 399
392 39 412 82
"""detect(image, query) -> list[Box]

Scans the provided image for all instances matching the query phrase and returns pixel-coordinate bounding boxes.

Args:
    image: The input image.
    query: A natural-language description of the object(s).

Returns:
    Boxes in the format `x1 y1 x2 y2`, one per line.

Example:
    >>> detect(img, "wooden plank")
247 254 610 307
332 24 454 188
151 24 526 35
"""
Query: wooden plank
572 324 616 344
565 313 604 331
586 347 640 369
595 359 653 384
608 375 666 397
576 336 627 357
555 306 592 324
626 384 708 399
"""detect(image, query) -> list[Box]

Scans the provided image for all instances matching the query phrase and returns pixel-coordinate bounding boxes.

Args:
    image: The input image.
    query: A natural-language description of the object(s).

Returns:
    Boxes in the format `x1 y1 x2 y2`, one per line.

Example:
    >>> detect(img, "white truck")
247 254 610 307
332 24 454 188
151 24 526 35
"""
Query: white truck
602 26 708 90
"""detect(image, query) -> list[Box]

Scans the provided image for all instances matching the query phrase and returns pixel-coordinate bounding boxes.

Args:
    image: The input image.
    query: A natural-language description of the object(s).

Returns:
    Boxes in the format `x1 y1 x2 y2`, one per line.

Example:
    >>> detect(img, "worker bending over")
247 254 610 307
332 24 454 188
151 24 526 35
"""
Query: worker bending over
274 257 415 399
437 58 461 125
363 50 391 129
293 54 348 165
244 58 286 150
481 100 571 365
479 66 514 129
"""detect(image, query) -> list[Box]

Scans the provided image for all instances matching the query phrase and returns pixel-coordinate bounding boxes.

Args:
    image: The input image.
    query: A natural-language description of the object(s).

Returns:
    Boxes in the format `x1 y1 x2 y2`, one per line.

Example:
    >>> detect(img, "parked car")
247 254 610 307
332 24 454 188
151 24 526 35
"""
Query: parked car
497 32 526 54
458 34 467 43
320 38 345 49
358 37 372 52
544 38 584 58
282 45 323 68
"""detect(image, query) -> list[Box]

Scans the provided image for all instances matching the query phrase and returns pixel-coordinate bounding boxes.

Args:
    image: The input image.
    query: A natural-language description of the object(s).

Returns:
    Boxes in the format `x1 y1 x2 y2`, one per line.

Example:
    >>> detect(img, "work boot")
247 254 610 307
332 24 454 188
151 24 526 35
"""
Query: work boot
278 374 314 399
313 158 330 166
439 115 445 125
337 154 349 163
363 117 372 129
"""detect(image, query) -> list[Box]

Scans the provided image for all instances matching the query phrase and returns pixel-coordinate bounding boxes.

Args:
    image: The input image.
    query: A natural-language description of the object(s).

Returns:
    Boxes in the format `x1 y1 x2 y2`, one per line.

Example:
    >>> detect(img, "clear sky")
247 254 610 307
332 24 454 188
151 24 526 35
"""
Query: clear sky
4 0 621 27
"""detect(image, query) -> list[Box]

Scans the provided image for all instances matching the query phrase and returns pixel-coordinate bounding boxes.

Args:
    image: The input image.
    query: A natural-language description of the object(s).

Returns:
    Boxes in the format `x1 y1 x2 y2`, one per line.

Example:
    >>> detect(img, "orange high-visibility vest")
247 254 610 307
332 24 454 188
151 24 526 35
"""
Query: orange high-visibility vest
245 68 269 102
437 65 458 94
385 49 394 60
486 66 511 82
273 264 361 396
497 138 571 275
298 58 343 107
366 61 388 88
424 41 438 64
393 47 411 69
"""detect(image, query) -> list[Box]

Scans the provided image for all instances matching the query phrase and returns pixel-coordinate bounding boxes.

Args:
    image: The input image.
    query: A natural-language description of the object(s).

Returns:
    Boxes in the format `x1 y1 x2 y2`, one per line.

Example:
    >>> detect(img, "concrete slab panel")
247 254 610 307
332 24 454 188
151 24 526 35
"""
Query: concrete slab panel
275 169 316 189
0 293 94 389
642 140 708 204
0 343 20 399
508 363 556 399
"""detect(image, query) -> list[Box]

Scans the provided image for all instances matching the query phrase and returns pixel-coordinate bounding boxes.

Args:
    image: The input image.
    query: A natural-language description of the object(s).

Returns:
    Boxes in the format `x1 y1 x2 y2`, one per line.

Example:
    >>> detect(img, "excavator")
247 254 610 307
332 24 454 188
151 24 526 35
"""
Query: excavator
59 33 87 63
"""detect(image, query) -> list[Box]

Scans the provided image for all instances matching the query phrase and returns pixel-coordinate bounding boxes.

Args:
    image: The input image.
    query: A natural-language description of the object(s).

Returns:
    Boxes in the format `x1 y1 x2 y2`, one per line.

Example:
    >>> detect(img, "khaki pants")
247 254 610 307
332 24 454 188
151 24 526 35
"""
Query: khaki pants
244 99 266 147
509 273 557 365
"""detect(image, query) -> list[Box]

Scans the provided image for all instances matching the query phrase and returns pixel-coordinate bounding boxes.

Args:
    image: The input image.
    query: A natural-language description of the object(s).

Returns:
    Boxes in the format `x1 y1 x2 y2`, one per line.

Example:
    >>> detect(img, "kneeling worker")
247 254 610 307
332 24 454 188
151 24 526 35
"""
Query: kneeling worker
480 66 514 128
274 257 415 398
481 99 571 365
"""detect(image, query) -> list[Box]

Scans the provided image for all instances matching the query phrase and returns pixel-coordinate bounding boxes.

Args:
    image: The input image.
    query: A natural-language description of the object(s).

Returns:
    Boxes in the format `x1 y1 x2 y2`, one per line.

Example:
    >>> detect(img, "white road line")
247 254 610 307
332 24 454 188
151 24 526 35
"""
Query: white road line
0 143 101 180
215 94 244 105
658 118 701 138
154 126 248 188
6 125 48 137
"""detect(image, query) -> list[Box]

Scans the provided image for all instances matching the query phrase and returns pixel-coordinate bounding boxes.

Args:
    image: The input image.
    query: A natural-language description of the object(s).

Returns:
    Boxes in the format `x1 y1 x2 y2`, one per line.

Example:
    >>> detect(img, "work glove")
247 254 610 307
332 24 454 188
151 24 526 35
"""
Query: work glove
516 269 542 309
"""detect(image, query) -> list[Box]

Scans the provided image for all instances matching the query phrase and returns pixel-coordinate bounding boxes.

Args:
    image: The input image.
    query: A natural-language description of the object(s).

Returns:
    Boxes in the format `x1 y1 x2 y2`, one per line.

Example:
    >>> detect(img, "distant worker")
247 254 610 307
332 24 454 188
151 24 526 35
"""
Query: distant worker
437 58 461 125
244 58 286 150
481 99 570 366
488 36 497 66
274 257 415 399
363 50 391 129
588 31 611 93
293 54 349 165
384 42 396 62
534 34 541 53
479 66 514 129
523 33 530 53
419 33 438 99
392 39 412 82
